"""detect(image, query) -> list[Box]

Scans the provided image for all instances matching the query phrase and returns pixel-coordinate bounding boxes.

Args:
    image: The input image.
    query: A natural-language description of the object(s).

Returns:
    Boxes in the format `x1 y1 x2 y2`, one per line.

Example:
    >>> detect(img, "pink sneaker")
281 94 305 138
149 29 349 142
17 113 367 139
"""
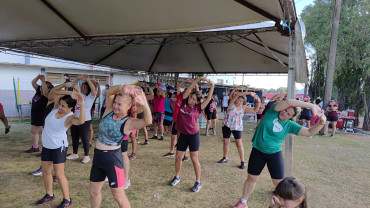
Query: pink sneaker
233 200 248 208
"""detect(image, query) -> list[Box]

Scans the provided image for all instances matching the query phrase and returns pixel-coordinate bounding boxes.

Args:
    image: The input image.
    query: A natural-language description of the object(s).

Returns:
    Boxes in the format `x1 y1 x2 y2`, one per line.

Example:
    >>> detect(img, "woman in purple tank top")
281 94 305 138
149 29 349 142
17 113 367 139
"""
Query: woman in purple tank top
322 99 339 137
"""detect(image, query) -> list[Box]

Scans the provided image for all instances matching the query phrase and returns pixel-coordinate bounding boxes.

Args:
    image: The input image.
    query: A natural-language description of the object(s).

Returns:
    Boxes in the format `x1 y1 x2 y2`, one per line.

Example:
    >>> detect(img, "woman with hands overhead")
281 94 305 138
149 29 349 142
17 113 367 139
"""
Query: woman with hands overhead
169 77 214 193
66 74 97 164
89 84 151 208
233 98 325 208
35 91 85 208
218 86 261 169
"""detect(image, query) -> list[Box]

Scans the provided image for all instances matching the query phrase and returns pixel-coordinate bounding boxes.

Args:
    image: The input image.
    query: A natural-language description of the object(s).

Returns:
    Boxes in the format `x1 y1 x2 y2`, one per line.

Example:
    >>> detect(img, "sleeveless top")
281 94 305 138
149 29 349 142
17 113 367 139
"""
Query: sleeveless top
42 109 73 149
222 104 244 131
153 95 165 112
97 112 129 146
164 98 173 121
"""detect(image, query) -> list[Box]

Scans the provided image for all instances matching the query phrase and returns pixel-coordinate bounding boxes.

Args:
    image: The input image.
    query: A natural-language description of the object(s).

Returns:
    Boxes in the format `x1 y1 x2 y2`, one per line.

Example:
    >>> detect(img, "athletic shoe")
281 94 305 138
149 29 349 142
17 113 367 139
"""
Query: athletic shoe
218 157 228 163
169 176 180 186
53 176 58 182
191 181 202 192
320 133 327 136
104 177 108 182
25 146 40 153
57 198 72 208
124 179 131 190
5 126 10 134
150 135 158 140
159 136 164 140
239 162 246 169
213 129 216 136
233 200 248 208
164 152 174 157
129 153 136 160
32 166 43 176
136 139 140 144
182 156 189 162
81 156 90 163
143 140 149 145
36 194 55 206
66 154 79 160
205 132 209 136
330 134 334 137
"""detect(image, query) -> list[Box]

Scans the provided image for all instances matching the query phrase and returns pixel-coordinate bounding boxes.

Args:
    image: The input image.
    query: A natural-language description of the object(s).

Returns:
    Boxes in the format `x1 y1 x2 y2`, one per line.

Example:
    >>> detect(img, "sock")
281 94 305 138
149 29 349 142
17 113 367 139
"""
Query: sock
241 198 247 204
196 180 201 184
154 134 157 137
175 176 180 179
33 144 39 148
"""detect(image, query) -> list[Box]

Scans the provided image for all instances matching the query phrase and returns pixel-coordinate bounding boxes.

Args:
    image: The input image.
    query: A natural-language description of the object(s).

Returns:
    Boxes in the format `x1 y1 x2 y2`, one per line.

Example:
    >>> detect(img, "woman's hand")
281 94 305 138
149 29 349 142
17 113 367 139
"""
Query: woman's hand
319 109 327 124
123 85 142 96
39 75 46 82
133 90 148 106
269 196 282 208
65 82 74 88
311 104 322 116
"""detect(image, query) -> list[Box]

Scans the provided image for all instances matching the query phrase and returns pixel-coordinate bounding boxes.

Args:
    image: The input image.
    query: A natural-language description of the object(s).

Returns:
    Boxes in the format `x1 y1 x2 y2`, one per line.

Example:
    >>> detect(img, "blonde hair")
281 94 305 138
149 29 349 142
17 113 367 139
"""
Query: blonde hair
114 92 137 118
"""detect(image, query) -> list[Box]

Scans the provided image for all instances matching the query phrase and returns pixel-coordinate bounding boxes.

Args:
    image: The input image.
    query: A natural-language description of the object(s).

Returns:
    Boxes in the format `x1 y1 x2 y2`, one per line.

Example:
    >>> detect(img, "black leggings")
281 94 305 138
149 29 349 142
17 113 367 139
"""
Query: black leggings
71 120 92 156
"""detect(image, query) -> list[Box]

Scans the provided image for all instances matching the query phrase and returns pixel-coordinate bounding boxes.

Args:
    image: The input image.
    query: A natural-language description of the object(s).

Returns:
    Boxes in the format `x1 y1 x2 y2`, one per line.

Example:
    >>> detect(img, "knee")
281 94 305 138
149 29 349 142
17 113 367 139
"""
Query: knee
223 139 230 145
175 153 183 161
89 188 100 198
246 175 258 183
112 191 124 204
55 173 65 181
42 168 52 176
235 140 243 147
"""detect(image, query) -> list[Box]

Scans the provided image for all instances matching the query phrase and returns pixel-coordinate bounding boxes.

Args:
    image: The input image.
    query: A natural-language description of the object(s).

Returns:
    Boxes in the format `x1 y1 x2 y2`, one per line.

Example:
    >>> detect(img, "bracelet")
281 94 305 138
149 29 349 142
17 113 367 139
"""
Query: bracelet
120 84 126 92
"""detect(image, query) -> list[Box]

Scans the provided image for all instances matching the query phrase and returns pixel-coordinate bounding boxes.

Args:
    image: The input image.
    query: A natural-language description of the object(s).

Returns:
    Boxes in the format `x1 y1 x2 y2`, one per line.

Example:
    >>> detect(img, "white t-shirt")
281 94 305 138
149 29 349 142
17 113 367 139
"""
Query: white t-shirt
74 93 96 121
222 96 229 107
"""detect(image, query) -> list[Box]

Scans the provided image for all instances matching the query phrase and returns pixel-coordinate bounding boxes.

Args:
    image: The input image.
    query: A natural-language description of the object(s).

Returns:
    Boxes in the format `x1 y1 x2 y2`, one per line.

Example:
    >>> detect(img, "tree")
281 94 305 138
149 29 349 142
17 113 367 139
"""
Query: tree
301 0 369 128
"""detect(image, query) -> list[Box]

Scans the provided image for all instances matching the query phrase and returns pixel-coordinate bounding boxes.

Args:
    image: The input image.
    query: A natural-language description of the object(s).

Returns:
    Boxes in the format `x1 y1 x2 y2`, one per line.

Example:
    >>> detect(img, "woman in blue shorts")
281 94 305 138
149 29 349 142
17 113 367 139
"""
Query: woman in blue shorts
89 84 151 208
233 98 326 208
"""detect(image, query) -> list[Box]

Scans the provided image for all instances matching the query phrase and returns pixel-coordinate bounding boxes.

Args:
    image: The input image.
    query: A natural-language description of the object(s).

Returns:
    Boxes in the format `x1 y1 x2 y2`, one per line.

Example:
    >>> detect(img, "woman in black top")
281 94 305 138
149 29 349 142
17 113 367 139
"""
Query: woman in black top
26 75 54 153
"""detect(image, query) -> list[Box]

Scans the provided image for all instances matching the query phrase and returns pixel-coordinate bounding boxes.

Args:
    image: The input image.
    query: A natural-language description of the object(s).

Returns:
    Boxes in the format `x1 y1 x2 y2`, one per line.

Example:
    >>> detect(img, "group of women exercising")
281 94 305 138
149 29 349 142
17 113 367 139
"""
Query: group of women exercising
27 74 328 208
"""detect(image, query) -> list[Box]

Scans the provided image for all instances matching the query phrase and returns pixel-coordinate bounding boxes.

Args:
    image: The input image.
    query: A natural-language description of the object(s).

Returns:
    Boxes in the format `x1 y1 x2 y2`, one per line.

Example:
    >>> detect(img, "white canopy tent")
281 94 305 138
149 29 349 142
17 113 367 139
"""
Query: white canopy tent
0 0 308 175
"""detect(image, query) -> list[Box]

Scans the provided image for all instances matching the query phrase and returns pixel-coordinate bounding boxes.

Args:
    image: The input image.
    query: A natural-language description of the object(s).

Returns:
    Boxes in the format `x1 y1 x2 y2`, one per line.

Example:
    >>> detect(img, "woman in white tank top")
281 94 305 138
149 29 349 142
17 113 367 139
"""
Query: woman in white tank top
36 93 85 208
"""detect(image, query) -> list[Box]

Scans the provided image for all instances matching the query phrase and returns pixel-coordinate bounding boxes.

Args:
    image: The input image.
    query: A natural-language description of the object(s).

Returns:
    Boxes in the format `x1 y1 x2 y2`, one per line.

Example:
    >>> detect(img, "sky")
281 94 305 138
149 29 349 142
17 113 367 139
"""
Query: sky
0 0 316 90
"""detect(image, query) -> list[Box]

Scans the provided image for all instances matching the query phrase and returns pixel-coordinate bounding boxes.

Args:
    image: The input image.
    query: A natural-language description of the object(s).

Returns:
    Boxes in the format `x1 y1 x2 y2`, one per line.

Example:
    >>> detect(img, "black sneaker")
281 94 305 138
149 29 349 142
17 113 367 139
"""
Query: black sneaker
164 152 174 157
25 146 40 153
158 136 164 140
150 135 158 140
57 198 72 208
143 140 149 145
5 126 10 134
239 162 246 169
218 157 228 163
191 181 202 192
53 176 58 182
182 156 189 162
36 194 55 206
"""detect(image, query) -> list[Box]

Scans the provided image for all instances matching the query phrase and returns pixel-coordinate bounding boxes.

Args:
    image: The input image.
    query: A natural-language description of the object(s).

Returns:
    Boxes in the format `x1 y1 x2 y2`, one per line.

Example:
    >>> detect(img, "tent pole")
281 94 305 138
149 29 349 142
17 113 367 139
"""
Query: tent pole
285 32 296 177
174 73 179 89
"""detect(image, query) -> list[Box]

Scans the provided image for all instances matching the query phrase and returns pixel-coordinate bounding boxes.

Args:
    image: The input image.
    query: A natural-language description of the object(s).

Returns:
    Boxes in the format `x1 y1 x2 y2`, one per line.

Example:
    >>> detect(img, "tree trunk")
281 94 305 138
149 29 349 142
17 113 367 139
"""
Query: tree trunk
362 94 370 131
323 0 343 108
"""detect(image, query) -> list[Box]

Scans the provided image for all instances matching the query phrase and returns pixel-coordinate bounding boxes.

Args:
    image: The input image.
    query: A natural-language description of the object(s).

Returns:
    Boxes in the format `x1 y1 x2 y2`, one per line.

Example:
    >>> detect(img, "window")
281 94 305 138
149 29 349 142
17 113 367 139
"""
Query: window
217 79 223 85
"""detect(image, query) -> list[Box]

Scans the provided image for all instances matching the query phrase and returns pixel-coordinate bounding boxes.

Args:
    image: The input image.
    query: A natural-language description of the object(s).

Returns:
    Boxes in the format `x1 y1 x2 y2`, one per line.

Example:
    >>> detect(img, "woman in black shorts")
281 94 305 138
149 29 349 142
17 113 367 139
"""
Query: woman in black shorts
323 99 339 137
89 84 151 208
169 77 214 192
232 98 326 208
36 92 85 208
218 89 261 169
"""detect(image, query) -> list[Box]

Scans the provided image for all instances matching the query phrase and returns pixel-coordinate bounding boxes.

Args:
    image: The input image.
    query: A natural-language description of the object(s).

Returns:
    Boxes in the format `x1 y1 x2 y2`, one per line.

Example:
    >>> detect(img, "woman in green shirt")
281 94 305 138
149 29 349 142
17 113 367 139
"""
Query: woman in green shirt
233 99 326 208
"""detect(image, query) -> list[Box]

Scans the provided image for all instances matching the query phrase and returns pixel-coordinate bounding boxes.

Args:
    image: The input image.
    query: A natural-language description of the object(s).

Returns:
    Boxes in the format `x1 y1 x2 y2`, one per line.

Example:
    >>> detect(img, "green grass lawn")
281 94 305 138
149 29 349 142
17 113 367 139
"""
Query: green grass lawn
0 120 369 208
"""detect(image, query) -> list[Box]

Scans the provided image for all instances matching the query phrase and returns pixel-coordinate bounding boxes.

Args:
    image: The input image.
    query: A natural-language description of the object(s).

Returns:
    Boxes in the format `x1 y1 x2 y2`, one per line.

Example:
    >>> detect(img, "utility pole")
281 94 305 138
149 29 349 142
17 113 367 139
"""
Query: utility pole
323 0 342 108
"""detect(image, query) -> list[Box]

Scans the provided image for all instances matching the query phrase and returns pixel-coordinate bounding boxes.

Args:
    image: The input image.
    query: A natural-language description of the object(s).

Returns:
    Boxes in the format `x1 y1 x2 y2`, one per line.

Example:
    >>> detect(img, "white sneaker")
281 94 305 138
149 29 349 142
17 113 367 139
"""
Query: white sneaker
124 179 131 189
213 129 216 135
66 154 79 160
81 156 90 163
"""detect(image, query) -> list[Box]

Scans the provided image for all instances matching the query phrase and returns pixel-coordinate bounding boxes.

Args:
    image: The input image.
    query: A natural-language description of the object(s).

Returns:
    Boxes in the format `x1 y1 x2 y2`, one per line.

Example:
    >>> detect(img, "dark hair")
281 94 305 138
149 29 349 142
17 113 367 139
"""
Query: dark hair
153 88 158 95
82 82 91 95
45 81 54 90
275 176 308 208
61 95 77 110
167 92 173 98
191 91 203 103
315 98 322 104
